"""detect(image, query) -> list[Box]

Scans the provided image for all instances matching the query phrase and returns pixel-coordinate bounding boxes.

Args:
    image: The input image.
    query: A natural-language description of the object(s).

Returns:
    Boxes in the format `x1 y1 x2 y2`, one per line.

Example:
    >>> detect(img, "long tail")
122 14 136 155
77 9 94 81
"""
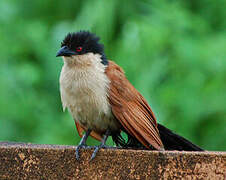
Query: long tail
112 124 204 151
158 124 203 151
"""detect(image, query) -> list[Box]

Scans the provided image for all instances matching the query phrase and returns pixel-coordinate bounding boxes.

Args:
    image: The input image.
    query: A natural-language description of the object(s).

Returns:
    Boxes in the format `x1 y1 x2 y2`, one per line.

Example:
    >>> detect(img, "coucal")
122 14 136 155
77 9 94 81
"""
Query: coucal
56 31 203 160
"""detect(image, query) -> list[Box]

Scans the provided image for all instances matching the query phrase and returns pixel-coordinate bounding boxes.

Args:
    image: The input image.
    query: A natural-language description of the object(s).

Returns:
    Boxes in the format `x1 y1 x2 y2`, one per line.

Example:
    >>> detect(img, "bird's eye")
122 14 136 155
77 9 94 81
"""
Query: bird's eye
76 47 82 52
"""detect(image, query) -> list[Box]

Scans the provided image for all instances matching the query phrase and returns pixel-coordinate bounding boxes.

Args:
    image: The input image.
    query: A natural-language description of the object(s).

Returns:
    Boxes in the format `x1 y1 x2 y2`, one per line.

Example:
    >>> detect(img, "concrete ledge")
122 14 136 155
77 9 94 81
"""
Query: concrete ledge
0 142 225 179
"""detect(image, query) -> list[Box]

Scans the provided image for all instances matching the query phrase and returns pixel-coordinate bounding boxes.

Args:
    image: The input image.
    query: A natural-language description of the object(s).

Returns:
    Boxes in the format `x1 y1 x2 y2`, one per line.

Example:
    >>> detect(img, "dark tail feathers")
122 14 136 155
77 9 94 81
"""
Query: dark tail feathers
158 124 203 151
112 124 203 151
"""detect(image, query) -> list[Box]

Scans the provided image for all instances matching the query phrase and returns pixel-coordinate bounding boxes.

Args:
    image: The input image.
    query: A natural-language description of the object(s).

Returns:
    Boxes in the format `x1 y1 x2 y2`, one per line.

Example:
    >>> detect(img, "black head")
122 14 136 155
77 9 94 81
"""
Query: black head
56 31 108 65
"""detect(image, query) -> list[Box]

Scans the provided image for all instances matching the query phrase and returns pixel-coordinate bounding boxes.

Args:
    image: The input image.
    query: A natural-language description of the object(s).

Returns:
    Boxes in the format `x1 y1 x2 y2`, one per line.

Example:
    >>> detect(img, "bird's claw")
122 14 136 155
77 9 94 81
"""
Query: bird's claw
90 145 109 161
75 144 90 160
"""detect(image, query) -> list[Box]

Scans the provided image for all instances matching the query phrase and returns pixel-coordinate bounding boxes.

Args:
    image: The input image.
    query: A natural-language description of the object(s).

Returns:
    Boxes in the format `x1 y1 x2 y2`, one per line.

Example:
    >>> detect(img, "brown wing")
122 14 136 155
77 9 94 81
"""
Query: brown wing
106 61 164 150
75 122 102 141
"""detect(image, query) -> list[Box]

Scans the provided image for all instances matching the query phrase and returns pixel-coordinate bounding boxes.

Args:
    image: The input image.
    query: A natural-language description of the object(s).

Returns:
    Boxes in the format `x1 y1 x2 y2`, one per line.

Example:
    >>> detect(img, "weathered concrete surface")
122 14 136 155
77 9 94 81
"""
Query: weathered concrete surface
0 142 225 180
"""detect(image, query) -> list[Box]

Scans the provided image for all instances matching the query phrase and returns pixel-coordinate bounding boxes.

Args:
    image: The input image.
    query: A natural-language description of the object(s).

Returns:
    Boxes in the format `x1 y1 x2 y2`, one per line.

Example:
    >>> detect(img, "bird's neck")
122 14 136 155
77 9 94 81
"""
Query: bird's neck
62 53 104 68
61 52 109 89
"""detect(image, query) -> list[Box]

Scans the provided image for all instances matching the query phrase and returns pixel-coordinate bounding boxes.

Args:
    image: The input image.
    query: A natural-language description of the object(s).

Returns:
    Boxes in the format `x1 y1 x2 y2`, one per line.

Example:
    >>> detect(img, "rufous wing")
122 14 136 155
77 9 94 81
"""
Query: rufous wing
105 61 164 150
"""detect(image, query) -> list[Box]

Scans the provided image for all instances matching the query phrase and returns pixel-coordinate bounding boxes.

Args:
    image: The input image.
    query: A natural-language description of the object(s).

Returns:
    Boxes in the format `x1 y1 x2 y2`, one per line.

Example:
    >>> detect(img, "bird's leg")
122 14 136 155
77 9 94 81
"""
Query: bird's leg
75 128 91 160
90 129 111 161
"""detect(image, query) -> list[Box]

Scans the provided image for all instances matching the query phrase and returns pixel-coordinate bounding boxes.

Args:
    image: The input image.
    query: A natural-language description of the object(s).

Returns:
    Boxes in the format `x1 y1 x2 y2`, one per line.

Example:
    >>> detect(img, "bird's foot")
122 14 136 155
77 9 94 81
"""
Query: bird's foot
75 144 92 160
90 144 110 161
75 129 92 160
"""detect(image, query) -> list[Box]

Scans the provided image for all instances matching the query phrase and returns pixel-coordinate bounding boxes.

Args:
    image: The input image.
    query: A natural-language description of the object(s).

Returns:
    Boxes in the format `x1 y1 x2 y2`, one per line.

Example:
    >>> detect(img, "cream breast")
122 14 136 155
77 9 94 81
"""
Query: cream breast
59 53 119 132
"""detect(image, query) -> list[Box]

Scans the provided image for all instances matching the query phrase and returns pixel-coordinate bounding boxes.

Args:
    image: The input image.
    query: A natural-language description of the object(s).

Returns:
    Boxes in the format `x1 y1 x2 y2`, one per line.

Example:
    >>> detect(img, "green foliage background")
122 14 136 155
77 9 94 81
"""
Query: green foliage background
0 0 225 151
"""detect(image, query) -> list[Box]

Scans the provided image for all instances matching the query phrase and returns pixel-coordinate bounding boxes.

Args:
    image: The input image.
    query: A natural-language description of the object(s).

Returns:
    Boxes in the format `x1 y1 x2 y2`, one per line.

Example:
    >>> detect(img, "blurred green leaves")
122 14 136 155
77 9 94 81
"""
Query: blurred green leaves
0 0 225 151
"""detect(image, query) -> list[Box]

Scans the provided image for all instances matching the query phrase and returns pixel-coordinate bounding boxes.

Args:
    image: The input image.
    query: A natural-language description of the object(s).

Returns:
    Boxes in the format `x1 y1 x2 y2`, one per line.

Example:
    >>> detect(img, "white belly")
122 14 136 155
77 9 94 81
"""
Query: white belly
60 59 119 132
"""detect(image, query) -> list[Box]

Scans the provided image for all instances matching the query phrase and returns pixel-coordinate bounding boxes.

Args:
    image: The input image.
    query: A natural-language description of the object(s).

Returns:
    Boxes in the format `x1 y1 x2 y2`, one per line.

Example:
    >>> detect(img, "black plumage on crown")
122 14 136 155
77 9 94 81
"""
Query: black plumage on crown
61 31 108 65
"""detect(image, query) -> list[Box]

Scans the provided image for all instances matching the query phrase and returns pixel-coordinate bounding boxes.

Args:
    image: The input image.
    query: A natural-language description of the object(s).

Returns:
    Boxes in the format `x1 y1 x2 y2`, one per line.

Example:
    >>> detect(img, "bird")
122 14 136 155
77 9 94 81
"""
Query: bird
56 31 203 160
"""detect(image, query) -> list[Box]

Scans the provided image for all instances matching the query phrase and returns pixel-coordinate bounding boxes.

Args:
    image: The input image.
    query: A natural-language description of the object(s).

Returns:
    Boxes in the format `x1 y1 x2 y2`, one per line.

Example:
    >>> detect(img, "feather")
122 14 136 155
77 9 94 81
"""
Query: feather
75 122 102 141
105 61 164 150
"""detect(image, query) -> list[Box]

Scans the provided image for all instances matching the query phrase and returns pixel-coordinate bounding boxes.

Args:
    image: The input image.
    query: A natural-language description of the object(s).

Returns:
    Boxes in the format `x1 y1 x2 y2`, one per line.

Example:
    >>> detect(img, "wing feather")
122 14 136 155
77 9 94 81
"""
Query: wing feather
106 61 164 150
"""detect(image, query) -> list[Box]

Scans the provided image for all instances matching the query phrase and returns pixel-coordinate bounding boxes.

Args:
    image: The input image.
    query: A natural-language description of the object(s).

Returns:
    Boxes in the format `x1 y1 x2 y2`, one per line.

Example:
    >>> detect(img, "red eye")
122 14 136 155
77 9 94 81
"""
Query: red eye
76 47 82 52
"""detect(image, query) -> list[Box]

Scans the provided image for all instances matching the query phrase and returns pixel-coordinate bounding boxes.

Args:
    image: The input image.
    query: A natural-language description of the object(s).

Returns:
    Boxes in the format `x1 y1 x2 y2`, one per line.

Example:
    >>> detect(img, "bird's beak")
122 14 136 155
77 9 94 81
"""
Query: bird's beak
56 46 77 57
